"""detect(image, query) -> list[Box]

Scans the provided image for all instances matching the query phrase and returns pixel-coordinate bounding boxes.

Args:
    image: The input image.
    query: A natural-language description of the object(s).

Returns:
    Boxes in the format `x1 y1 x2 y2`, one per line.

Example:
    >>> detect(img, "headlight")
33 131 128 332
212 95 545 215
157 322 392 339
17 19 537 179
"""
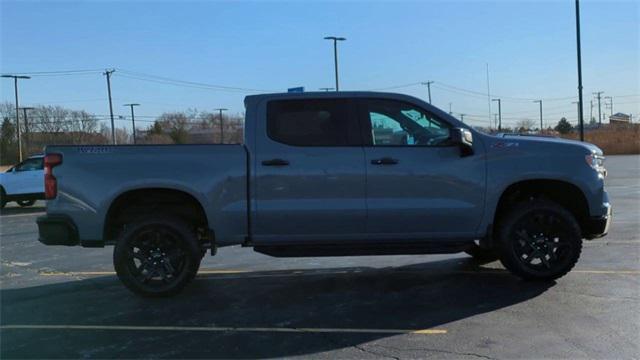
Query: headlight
585 153 606 177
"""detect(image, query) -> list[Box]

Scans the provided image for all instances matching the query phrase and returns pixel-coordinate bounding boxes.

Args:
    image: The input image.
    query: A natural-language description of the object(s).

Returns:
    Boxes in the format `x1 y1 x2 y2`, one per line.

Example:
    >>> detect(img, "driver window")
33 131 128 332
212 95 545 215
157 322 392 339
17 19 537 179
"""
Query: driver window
363 99 451 146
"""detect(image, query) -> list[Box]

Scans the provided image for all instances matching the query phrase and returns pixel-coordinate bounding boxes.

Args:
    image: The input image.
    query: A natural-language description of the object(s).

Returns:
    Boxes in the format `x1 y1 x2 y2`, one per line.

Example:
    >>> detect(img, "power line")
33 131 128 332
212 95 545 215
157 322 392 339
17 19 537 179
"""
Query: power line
2 69 104 77
117 69 275 93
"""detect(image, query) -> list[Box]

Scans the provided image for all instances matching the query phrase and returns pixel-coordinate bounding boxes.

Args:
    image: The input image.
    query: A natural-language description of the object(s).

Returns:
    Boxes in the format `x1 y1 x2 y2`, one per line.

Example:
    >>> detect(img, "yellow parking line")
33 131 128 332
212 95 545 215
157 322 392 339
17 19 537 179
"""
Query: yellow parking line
0 324 446 335
572 270 640 274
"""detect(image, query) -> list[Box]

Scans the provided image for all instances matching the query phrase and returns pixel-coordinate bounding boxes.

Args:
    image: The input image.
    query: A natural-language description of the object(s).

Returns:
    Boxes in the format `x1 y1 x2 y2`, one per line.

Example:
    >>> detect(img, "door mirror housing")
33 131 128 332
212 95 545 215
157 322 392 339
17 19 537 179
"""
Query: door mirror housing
450 128 474 157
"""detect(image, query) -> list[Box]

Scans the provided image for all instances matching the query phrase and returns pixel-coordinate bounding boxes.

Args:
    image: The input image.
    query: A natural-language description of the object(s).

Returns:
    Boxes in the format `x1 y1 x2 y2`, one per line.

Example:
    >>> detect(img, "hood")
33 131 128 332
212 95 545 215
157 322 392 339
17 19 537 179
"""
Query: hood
493 134 603 155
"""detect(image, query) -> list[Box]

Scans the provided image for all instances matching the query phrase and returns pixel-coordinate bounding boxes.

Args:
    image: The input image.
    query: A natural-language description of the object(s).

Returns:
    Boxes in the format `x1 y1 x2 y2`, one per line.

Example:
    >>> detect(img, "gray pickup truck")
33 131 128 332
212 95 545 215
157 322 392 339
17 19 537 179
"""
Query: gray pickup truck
37 92 611 296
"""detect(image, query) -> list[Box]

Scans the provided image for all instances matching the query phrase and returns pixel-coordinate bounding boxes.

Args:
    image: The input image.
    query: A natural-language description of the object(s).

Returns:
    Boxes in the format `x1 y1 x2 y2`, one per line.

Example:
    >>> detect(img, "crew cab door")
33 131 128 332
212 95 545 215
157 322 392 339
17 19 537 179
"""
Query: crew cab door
253 98 366 244
357 98 486 240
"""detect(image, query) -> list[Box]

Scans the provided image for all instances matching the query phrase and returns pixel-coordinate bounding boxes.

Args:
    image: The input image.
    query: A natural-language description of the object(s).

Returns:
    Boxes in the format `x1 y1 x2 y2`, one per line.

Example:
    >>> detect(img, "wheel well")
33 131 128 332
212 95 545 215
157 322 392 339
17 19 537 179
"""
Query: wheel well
104 188 210 244
494 179 589 236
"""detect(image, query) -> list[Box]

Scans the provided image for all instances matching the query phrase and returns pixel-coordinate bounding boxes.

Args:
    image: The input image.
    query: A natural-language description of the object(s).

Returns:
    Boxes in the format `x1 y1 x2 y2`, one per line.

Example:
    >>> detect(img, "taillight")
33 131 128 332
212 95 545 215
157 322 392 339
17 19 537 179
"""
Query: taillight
44 153 63 199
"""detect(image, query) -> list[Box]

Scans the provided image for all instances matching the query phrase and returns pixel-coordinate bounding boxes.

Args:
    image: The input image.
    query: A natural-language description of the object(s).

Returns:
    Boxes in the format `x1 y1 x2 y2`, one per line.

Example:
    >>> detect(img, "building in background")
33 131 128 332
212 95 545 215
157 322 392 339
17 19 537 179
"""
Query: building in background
609 112 631 125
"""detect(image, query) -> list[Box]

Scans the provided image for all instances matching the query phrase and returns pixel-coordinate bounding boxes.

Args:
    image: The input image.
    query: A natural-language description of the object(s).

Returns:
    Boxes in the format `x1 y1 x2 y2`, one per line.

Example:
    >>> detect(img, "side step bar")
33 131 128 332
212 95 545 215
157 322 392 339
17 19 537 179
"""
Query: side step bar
254 241 474 258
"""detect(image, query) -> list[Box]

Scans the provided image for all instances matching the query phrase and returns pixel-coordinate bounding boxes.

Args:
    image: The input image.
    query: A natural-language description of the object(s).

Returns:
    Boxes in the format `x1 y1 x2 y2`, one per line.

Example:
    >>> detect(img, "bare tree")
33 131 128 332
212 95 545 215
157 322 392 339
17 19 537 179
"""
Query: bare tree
516 118 536 132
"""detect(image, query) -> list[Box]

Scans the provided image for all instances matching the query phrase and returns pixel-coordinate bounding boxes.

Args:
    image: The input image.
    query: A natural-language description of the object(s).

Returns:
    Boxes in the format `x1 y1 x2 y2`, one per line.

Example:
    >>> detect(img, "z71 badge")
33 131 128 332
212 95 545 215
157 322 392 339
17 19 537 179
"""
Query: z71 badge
491 141 519 149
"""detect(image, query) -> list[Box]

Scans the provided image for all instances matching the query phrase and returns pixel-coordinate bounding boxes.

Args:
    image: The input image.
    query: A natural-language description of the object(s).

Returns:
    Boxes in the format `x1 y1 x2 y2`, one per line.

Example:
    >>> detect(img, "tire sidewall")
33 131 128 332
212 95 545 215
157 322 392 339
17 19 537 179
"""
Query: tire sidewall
497 200 582 280
113 216 201 297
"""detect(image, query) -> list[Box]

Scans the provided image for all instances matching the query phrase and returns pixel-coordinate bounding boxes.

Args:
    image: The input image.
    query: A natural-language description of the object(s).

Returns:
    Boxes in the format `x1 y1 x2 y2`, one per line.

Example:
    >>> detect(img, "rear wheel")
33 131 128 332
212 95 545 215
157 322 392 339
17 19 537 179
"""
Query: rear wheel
497 200 582 281
0 188 6 209
17 200 35 207
114 216 202 297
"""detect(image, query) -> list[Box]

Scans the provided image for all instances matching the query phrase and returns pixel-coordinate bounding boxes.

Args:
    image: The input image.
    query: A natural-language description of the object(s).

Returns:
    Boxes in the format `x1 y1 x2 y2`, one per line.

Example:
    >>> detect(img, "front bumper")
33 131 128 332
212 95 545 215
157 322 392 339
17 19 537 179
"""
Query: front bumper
37 215 79 246
584 202 612 239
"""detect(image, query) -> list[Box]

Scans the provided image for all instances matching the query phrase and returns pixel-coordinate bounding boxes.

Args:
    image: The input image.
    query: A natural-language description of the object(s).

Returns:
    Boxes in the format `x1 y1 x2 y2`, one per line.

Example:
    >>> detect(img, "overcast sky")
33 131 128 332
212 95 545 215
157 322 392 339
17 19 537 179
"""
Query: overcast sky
1 0 638 130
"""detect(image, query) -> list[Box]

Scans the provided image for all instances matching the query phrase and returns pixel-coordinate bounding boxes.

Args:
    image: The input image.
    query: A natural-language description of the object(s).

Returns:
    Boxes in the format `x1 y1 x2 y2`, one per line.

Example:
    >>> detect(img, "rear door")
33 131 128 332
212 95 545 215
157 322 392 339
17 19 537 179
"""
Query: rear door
253 98 367 244
357 98 486 240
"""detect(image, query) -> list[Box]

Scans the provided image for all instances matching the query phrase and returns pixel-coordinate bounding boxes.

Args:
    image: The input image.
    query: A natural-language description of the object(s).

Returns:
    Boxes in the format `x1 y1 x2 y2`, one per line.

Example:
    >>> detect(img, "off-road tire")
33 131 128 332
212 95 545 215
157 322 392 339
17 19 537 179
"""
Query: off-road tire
497 199 582 281
114 216 202 297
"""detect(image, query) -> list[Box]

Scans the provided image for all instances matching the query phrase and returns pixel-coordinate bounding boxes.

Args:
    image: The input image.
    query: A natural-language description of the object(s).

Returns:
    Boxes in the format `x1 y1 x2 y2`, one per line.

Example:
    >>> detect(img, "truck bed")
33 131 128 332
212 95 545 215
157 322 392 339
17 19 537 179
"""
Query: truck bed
45 144 248 246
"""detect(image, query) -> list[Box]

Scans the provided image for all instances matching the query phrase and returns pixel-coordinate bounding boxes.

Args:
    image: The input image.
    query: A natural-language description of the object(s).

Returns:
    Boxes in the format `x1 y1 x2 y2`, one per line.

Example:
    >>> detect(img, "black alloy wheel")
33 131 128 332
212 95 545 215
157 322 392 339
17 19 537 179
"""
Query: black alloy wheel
114 216 201 297
498 200 582 281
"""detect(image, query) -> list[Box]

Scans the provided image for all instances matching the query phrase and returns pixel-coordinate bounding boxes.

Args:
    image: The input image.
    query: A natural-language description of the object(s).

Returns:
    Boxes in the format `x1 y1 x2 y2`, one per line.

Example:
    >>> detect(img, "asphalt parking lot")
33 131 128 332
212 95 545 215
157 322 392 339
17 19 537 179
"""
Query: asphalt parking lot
1 155 639 359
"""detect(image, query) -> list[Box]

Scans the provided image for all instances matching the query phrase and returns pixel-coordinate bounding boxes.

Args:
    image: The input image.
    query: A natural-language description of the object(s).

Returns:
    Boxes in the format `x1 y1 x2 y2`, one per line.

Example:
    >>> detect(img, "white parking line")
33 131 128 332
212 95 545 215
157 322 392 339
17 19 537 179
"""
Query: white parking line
0 324 447 335
38 268 640 279
0 212 45 218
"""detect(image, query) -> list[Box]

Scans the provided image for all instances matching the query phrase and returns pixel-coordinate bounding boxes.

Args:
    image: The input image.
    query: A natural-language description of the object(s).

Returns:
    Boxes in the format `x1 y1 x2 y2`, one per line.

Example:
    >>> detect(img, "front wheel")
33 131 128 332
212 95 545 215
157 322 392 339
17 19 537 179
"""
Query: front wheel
497 200 582 281
114 216 202 297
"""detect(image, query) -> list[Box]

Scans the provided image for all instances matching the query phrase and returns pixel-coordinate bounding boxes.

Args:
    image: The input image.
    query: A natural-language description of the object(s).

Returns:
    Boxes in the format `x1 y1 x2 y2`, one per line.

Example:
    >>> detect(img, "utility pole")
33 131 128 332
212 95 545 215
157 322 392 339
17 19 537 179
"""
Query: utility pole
324 36 346 91
1 74 31 162
575 0 585 141
594 91 604 126
459 114 465 123
534 100 543 131
604 96 613 117
103 69 116 144
421 81 434 104
492 98 502 131
123 103 140 144
319 87 334 92
19 107 34 155
214 108 228 143
590 100 593 124
448 103 452 115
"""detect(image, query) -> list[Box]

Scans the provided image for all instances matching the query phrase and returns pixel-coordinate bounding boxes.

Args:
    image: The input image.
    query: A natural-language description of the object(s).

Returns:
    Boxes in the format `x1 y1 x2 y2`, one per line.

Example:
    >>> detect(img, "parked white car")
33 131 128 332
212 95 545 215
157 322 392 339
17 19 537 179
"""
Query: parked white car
0 154 45 208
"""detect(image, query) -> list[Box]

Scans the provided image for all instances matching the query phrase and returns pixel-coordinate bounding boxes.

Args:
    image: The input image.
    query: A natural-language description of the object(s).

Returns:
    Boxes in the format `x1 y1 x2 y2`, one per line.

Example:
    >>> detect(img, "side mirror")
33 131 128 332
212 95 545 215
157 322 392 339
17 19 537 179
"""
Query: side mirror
450 128 474 157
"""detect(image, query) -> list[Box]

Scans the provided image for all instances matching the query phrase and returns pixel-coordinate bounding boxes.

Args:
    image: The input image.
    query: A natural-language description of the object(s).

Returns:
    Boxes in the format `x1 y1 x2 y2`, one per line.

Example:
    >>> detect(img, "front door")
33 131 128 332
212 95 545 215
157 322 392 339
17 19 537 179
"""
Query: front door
357 98 486 241
253 98 367 244
4 157 44 195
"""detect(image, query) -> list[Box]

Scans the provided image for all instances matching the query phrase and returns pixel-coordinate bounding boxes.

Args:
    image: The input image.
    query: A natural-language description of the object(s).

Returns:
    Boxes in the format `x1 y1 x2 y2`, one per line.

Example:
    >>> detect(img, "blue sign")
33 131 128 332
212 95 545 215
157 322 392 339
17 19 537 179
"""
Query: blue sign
287 87 304 93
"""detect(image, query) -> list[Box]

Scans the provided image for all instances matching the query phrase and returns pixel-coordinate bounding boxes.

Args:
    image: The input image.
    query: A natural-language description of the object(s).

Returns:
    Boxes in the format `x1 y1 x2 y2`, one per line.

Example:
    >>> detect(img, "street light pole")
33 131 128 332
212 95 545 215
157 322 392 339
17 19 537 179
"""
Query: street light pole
492 98 502 131
459 114 465 123
575 0 585 141
123 103 140 144
214 108 228 143
324 36 346 91
421 81 434 104
448 103 452 115
2 74 30 162
534 100 543 131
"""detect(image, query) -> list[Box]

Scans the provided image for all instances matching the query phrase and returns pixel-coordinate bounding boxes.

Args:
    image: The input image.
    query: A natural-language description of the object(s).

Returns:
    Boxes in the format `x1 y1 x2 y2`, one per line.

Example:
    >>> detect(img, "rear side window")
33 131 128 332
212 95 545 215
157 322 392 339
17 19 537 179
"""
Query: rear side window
267 99 358 146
